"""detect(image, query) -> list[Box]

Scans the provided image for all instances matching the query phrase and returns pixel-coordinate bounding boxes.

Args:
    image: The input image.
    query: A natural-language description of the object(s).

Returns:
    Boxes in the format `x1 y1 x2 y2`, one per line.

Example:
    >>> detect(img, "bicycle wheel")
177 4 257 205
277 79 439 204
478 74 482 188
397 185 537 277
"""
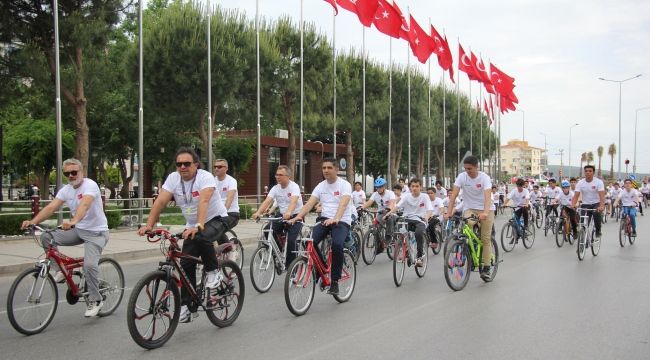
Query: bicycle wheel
416 235 429 278
577 227 587 261
393 239 406 287
523 223 535 249
284 256 315 316
629 222 636 245
602 210 608 223
443 238 470 291
333 250 356 303
351 228 363 262
127 270 180 349
483 237 500 282
555 221 564 248
590 228 601 257
500 223 516 252
430 223 443 255
386 233 395 260
535 210 543 229
222 231 244 270
249 245 276 293
567 220 576 245
361 231 377 265
206 260 245 327
96 258 125 317
619 218 627 248
7 268 58 335
544 217 550 237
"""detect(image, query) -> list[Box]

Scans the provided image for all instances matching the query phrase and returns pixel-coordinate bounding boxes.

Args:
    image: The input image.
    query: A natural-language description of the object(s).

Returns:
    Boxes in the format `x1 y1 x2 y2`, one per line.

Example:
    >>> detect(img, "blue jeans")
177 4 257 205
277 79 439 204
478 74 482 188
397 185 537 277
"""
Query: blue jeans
312 217 349 282
622 206 637 231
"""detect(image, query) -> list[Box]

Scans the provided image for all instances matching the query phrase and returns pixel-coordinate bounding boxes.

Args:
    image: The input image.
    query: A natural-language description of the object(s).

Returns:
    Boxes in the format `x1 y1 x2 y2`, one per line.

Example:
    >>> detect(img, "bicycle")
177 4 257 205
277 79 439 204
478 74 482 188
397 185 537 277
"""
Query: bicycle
346 215 363 263
576 208 601 261
7 225 124 335
531 200 544 229
127 229 244 349
361 210 395 265
500 206 535 252
222 229 244 270
443 214 499 291
612 204 621 222
555 206 576 248
356 207 374 237
543 201 559 237
428 217 443 256
284 223 356 316
392 216 429 287
619 206 637 247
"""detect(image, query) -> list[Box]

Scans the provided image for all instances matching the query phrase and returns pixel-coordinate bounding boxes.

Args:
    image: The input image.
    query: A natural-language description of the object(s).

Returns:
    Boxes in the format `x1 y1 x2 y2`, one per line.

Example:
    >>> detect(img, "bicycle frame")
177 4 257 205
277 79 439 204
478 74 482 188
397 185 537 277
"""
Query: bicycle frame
461 223 482 268
296 229 352 289
257 218 289 272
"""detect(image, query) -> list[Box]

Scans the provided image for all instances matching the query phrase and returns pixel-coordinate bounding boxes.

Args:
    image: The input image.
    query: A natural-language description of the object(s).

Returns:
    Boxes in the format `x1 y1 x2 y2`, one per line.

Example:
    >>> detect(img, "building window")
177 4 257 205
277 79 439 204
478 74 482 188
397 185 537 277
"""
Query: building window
268 147 280 163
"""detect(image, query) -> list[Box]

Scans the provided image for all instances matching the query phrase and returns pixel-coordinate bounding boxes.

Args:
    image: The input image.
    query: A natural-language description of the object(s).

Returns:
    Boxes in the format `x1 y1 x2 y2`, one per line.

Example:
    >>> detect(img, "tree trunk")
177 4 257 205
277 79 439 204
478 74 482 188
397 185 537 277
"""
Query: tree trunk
118 154 135 209
198 111 208 165
345 131 354 183
415 144 424 181
390 139 402 185
72 47 89 170
609 156 614 181
597 156 602 178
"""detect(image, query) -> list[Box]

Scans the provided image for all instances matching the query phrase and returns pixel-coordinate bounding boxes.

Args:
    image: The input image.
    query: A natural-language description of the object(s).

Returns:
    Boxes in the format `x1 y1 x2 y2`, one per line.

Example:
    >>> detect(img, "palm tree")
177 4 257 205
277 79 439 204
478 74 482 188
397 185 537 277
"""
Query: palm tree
587 151 594 166
608 143 616 180
597 146 604 178
580 152 587 177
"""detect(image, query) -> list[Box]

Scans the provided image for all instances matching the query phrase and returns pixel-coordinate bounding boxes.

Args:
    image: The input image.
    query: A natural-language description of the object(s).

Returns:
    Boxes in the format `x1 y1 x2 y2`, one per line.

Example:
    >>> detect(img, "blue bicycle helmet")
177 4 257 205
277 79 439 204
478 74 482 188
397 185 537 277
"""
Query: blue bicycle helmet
374 178 387 188
561 180 570 188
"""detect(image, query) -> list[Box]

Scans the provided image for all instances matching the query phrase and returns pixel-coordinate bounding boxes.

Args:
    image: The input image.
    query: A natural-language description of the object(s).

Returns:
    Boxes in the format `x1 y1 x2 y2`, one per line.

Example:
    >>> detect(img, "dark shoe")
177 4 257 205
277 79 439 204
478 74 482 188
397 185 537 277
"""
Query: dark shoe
631 231 637 237
479 266 491 281
376 242 385 254
596 232 602 239
327 281 339 296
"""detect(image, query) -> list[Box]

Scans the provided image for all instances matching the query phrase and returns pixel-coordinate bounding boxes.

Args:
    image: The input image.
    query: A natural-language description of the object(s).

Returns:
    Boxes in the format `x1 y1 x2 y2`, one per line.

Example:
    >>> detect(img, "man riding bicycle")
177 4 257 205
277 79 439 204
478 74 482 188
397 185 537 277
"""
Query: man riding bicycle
360 177 396 253
614 179 641 237
426 187 446 248
214 158 240 245
505 178 530 238
555 180 578 238
571 165 606 240
21 158 109 317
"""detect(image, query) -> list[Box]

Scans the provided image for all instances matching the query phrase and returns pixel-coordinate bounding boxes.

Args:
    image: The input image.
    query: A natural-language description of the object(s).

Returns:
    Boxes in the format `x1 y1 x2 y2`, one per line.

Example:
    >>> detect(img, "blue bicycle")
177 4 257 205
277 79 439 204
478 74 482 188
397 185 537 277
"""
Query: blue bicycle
500 205 535 252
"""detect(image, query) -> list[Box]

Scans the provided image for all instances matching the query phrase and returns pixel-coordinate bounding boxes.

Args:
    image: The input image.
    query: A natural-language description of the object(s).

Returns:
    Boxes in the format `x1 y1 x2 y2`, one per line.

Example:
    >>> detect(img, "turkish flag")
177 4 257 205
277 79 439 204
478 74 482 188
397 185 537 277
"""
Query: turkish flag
471 52 492 85
490 63 515 97
337 0 379 27
459 44 480 81
323 0 338 15
407 15 434 64
499 94 517 113
372 0 408 39
430 24 454 83
483 99 492 124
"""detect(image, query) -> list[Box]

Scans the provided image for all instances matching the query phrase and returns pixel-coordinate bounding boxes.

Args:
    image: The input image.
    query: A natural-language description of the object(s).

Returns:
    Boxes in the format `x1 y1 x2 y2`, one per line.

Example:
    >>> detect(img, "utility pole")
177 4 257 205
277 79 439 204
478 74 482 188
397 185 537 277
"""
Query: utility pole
556 149 564 179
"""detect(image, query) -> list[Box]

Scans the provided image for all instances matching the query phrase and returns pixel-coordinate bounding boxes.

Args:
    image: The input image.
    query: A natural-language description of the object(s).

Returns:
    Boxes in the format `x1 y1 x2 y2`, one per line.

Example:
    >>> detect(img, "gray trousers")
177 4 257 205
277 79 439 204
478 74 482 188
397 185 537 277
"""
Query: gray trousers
41 228 109 302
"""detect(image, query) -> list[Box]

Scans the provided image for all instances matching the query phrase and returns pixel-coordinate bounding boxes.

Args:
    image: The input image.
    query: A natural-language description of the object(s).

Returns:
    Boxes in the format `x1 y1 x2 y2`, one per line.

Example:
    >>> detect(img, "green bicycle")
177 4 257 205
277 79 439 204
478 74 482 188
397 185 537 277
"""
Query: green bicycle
443 214 499 291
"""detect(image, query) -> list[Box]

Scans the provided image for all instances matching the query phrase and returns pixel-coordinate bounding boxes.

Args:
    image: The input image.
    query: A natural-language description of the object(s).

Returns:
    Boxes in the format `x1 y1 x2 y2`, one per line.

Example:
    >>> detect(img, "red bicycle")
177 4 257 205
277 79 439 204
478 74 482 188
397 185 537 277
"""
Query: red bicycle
7 225 124 335
284 223 357 316
126 229 245 349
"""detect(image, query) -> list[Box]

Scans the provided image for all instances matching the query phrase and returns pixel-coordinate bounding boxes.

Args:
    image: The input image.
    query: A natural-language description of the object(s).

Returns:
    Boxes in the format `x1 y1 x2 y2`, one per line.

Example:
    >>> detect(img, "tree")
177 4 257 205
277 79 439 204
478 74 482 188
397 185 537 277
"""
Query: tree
587 151 594 166
213 136 254 180
608 143 616 180
597 145 604 178
580 152 586 177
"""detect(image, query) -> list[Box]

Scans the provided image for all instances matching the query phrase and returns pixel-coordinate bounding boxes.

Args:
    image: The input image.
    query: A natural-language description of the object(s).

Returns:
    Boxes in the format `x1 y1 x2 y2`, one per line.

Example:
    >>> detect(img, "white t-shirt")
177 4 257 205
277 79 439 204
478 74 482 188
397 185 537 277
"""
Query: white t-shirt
609 188 622 200
498 185 506 195
163 169 228 228
267 180 303 215
642 183 650 194
311 177 353 225
215 174 239 213
556 190 575 206
618 189 641 207
431 197 445 219
397 193 432 221
401 185 410 194
351 190 366 207
55 178 108 231
545 186 561 200
435 186 447 199
575 178 605 205
370 190 396 212
507 188 530 207
530 190 543 203
453 172 492 211
491 192 500 204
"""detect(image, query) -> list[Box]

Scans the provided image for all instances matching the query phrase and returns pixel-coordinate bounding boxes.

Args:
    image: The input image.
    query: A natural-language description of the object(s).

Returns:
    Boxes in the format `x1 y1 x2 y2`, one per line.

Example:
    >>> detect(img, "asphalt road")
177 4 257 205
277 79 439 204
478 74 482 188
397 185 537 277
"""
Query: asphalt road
1 211 649 359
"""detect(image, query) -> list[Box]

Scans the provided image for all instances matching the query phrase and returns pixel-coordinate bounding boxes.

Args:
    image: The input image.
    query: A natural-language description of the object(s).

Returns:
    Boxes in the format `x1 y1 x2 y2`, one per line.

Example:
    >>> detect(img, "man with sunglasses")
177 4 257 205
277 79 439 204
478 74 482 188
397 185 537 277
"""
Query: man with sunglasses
139 147 229 323
21 158 109 317
213 159 240 245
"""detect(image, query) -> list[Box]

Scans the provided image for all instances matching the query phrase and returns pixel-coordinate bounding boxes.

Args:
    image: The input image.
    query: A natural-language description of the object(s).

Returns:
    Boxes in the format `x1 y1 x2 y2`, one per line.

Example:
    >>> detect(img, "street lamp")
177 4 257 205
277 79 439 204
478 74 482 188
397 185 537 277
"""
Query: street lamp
635 106 650 178
539 131 548 171
517 109 525 141
568 123 579 178
598 74 642 181
313 140 324 162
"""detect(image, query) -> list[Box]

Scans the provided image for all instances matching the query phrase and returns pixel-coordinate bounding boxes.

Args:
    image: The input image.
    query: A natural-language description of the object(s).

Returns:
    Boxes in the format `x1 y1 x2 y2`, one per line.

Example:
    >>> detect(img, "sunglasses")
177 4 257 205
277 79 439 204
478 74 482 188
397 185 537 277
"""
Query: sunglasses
176 161 193 168
63 170 79 177
214 165 226 169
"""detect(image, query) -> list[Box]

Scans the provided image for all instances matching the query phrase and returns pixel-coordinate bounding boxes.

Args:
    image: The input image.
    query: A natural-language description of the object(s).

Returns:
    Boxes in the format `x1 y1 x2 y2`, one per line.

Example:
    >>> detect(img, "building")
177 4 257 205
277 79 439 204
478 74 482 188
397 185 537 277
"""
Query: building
500 139 545 177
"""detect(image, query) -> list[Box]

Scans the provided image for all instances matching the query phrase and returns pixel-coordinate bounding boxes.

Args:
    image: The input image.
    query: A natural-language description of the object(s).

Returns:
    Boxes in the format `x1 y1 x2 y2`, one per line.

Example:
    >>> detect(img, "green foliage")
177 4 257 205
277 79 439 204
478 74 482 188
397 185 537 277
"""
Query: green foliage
238 203 255 220
105 209 122 229
213 136 254 179
0 214 32 235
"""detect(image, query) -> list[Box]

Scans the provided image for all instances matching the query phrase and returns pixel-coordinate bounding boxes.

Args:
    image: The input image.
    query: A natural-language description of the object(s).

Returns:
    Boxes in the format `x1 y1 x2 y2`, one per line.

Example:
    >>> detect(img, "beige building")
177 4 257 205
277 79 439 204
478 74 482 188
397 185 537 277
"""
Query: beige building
501 140 545 176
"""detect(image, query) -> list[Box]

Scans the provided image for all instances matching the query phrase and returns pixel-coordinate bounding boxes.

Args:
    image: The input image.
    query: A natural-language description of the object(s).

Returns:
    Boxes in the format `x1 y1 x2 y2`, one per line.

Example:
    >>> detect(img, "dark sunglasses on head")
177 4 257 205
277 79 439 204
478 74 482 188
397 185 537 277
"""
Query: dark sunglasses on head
214 165 225 169
176 161 193 168
63 170 78 177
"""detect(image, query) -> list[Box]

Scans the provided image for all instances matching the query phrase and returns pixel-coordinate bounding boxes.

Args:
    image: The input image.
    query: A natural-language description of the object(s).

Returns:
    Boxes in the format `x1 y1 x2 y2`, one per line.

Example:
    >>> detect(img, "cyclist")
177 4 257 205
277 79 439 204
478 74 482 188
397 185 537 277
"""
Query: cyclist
571 165 605 241
544 178 561 218
505 178 530 239
21 158 109 317
139 147 228 323
642 179 650 206
251 165 303 268
360 177 396 253
614 179 641 237
491 186 500 216
445 156 494 280
385 178 433 266
434 180 447 199
392 184 403 204
609 182 622 217
426 187 445 249
288 157 353 296
398 178 410 194
570 177 578 192
530 184 543 218
554 180 578 239
214 158 239 245
351 181 366 208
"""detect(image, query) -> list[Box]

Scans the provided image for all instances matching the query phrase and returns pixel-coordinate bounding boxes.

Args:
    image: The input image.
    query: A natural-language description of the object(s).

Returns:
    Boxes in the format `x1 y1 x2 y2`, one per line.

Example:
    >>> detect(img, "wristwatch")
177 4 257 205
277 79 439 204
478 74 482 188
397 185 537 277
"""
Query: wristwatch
197 223 204 232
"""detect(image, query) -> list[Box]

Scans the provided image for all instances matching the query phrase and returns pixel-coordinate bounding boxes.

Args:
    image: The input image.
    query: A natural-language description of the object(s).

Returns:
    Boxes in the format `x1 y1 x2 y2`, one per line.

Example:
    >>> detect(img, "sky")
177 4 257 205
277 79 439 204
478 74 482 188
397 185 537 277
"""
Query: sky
206 0 650 175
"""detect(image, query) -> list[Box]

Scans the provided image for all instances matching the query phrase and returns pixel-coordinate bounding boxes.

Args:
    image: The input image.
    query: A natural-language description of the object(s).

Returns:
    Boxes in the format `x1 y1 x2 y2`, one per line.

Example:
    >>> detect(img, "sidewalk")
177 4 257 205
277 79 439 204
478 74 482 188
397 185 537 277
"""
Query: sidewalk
0 216 316 276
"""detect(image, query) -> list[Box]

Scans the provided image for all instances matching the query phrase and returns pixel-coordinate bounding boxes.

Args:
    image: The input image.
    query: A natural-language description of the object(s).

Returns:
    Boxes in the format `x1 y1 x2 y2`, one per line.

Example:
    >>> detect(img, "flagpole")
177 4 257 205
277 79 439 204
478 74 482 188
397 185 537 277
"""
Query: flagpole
479 83 483 171
137 0 144 223
456 38 461 175
299 0 304 188
255 0 261 202
469 76 473 154
427 18 431 187
207 8 213 169
407 45 411 179
333 11 337 159
498 96 502 181
54 0 63 224
387 38 393 187
362 25 366 191
442 73 447 186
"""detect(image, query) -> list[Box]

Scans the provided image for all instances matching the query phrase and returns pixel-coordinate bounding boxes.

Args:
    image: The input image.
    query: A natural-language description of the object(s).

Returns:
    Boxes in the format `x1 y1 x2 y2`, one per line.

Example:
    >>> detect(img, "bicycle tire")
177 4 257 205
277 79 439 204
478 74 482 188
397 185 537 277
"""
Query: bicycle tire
284 256 315 316
393 238 406 287
591 228 601 257
386 236 395 260
500 222 516 252
127 270 180 349
415 235 429 278
249 246 276 293
535 210 543 229
206 260 245 328
629 221 636 245
333 250 356 303
351 228 363 263
619 218 627 248
221 232 244 270
361 231 377 265
544 217 550 237
555 221 564 248
577 227 587 261
443 238 470 291
483 237 500 282
97 258 125 317
7 268 58 335
430 223 443 255
523 223 535 249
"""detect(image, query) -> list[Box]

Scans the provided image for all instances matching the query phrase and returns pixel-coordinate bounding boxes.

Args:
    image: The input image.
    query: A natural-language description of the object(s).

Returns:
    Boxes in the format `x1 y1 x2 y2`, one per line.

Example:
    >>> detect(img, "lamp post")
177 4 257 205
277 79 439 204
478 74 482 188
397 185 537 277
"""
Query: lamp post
313 140 324 162
539 131 548 172
635 107 650 178
598 74 642 181
568 123 579 178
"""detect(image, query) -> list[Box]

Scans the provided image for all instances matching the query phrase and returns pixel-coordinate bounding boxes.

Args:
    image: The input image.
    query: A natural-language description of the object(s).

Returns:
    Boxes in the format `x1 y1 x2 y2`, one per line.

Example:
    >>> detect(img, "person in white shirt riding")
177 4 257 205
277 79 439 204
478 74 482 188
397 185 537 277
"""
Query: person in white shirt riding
544 178 561 218
213 159 239 244
491 186 500 216
555 180 578 238
361 177 396 252
506 178 530 237
426 187 446 249
351 181 366 208
571 165 606 240
434 180 447 199
609 182 622 217
614 179 641 237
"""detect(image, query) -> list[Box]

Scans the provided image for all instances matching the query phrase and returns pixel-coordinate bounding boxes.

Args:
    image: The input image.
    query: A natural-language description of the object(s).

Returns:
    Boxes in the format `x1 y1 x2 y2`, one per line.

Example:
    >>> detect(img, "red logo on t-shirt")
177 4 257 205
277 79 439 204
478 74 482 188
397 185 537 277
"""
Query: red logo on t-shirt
476 184 482 188
77 194 83 200
287 193 292 197
592 186 596 190
334 191 340 196
192 191 200 197
222 187 228 192
419 202 425 207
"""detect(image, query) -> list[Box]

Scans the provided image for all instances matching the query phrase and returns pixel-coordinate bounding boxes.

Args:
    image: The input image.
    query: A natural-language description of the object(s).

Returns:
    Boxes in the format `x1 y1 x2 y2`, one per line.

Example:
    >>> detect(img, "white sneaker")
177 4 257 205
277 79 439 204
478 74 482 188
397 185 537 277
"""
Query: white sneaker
53 271 66 283
228 249 239 263
179 305 198 323
84 301 103 317
415 257 424 267
204 269 224 289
